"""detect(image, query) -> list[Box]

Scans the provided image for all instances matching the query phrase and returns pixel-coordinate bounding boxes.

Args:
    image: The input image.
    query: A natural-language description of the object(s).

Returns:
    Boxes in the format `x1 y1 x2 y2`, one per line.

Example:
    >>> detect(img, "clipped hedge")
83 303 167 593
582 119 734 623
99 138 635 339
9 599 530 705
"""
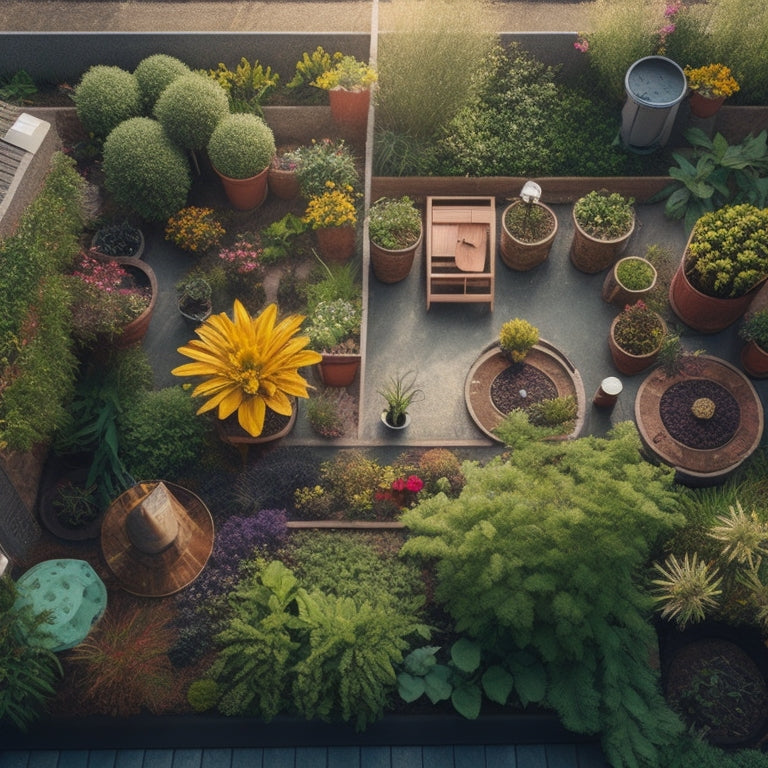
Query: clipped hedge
133 53 190 113
73 64 141 139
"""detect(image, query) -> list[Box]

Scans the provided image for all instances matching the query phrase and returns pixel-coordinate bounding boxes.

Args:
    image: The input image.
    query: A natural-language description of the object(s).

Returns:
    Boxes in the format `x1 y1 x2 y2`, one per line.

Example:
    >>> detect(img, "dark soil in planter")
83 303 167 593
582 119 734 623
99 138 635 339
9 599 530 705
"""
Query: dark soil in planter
659 380 740 449
490 364 557 413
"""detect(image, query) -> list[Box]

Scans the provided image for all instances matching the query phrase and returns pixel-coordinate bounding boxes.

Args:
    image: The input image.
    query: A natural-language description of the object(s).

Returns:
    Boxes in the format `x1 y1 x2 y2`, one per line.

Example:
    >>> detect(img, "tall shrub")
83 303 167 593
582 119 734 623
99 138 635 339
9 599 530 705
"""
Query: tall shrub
102 117 191 221
73 65 141 138
400 423 686 768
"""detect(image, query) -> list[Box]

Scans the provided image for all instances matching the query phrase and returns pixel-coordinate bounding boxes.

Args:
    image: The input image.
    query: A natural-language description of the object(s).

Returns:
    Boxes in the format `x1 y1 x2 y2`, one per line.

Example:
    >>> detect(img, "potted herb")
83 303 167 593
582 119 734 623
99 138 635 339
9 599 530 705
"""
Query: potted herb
303 183 359 264
176 275 213 324
305 297 363 387
312 54 378 132
91 220 144 259
570 190 635 273
608 300 667 375
368 196 423 283
602 255 658 307
739 309 768 378
684 63 740 118
206 113 276 210
498 318 540 363
670 204 768 332
500 182 558 271
378 370 422 429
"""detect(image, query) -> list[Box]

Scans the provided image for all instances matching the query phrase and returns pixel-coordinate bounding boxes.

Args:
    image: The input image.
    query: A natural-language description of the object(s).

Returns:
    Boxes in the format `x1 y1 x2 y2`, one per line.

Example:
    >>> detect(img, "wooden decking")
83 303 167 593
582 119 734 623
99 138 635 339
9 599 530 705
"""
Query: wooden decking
0 744 611 768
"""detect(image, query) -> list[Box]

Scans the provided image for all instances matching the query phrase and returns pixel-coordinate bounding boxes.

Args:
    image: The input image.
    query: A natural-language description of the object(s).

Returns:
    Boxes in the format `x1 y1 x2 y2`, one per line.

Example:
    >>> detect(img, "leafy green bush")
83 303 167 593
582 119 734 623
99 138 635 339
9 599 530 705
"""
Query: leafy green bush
154 72 230 151
401 423 686 768
134 53 190 112
102 117 191 221
73 64 141 138
294 138 358 199
119 386 209 481
206 113 276 179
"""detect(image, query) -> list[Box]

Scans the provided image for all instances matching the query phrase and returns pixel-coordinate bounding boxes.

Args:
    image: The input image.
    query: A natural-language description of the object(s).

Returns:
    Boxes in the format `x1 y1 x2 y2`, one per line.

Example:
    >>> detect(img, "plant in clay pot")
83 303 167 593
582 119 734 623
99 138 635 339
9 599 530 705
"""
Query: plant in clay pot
739 309 768 378
378 370 422 429
500 181 558 271
295 138 359 199
176 275 213 323
269 147 303 200
51 481 99 531
305 296 363 388
602 255 657 306
303 183 359 263
684 63 739 117
609 300 667 375
91 220 144 259
368 196 423 283
571 190 635 273
312 54 377 133
498 318 539 363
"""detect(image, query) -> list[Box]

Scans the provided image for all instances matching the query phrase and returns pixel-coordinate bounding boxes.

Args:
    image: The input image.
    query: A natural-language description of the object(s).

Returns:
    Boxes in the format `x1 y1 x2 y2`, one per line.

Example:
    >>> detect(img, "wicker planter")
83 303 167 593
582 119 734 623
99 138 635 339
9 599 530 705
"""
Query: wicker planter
499 200 558 271
268 167 300 200
602 256 658 307
608 311 666 376
314 225 356 264
370 224 423 283
570 210 635 273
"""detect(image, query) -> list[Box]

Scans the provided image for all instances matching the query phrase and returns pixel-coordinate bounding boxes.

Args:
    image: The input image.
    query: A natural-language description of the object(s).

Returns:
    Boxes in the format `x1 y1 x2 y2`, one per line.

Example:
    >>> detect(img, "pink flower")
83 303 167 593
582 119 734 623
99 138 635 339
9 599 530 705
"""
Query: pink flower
664 1 681 17
660 23 676 35
391 478 406 492
573 38 589 53
405 475 424 493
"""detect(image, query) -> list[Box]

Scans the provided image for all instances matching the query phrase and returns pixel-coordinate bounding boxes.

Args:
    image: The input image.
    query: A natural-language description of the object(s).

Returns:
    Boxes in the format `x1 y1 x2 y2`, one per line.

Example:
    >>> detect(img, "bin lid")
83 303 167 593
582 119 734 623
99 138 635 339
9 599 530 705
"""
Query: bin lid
625 56 686 108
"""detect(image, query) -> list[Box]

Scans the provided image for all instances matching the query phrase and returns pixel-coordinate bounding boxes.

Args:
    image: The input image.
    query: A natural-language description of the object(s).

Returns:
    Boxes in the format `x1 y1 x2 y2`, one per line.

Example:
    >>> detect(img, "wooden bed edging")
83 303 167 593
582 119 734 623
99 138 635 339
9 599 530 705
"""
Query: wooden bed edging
287 520 405 529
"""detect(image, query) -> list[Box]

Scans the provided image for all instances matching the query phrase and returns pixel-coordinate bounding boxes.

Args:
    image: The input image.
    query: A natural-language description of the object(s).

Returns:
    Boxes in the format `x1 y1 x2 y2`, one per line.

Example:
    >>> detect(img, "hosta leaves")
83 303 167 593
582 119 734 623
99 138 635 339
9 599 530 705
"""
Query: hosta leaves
451 683 482 720
481 665 514 705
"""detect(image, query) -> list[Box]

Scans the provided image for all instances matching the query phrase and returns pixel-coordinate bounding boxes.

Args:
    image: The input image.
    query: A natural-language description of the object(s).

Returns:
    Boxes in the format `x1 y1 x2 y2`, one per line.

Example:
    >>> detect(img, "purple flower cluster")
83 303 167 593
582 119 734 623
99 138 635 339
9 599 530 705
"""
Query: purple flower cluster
212 509 289 570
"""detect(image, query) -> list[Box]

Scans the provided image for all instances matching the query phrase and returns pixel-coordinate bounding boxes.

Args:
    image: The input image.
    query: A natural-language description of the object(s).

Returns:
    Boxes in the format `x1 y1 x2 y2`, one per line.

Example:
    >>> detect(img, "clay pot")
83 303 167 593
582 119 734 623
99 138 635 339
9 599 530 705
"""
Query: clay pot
268 167 300 200
608 312 666 375
315 225 356 264
370 224 423 283
689 91 726 119
741 340 768 378
328 87 371 134
570 210 635 274
499 200 558 271
602 256 658 307
214 166 269 211
115 257 157 348
317 353 361 387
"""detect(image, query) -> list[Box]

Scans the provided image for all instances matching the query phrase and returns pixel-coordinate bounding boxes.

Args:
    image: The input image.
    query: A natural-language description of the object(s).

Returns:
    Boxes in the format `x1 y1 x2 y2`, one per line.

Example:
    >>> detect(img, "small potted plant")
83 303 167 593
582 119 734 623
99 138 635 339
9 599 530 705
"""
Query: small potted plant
670 203 768 332
177 274 213 324
368 196 423 283
303 183 359 263
608 300 667 375
500 181 558 271
570 190 635 273
269 146 303 200
312 54 378 132
295 138 359 199
305 297 363 387
91 219 144 259
378 370 422 430
602 254 658 307
684 63 740 118
498 318 540 363
206 113 276 210
39 476 101 541
739 309 768 378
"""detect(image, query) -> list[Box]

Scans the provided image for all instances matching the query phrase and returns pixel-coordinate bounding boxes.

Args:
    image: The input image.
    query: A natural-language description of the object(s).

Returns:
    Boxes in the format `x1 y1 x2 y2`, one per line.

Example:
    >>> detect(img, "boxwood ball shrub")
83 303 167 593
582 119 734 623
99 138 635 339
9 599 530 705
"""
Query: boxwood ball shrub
207 113 276 179
102 117 191 221
134 53 191 113
73 65 141 138
154 72 230 151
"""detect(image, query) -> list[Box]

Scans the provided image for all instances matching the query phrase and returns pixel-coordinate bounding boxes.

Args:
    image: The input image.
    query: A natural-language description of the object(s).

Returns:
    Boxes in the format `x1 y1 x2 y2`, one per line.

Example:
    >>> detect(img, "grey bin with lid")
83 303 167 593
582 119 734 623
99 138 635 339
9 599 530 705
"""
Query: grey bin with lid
620 56 687 152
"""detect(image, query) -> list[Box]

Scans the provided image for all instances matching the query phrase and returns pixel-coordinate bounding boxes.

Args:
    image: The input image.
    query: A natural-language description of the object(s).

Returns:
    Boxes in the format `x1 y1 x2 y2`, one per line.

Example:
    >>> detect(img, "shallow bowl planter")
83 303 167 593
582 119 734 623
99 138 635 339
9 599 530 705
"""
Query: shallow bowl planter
499 200 558 271
569 209 635 274
602 256 657 307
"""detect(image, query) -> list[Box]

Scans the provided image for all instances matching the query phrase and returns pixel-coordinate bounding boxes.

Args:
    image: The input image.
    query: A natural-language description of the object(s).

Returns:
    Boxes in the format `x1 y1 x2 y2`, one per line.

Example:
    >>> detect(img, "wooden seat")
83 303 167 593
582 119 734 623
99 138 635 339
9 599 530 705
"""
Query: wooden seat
426 196 495 310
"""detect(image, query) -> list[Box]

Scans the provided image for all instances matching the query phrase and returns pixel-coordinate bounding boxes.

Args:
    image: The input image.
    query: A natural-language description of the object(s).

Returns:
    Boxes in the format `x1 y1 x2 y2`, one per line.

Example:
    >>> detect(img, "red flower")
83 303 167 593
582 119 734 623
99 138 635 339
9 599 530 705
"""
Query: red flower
405 475 423 492
391 478 406 492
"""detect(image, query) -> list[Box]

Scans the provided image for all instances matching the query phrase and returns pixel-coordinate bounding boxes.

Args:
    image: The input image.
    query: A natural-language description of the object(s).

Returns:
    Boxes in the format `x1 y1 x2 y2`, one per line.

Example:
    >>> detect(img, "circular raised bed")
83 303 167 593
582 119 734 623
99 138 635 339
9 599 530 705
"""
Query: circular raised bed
465 339 586 442
635 355 763 485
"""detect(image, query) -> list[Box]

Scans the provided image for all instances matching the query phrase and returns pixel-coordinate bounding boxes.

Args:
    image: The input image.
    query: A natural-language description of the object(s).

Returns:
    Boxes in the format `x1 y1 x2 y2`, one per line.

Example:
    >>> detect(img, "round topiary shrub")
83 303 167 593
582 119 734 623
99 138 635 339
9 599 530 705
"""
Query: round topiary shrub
153 72 230 151
134 54 191 113
102 117 191 221
73 65 141 138
207 113 276 179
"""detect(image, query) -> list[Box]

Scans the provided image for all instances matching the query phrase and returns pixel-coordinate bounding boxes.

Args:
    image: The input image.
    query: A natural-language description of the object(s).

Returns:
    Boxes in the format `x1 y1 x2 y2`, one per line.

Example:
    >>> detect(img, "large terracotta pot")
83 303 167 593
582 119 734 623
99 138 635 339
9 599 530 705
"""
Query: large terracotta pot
499 200 558 271
315 225 356 264
370 224 423 283
328 87 371 133
214 165 269 211
689 91 726 119
570 210 635 273
602 256 658 307
115 256 157 348
317 353 361 387
608 312 666 375
741 340 768 378
669 252 763 333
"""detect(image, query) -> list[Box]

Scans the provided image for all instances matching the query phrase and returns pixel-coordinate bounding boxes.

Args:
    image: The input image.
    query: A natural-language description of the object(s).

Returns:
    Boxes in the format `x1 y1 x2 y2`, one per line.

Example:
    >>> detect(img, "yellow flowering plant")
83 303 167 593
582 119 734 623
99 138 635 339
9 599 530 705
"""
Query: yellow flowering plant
171 300 321 437
165 206 225 253
684 64 740 99
312 55 378 92
303 183 358 229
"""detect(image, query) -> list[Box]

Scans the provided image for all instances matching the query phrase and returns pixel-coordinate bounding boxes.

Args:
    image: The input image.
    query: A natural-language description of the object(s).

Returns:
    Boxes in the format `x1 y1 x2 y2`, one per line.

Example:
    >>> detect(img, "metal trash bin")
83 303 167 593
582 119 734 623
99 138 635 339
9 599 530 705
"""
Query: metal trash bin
620 56 687 152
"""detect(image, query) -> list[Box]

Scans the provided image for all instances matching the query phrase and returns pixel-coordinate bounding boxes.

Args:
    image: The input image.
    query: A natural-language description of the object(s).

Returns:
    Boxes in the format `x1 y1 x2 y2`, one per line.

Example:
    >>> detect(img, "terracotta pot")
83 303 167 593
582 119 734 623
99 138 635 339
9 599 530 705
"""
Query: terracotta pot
214 165 269 211
689 91 726 119
669 251 763 333
268 166 300 200
570 210 635 273
115 257 157 348
741 339 768 378
315 225 356 264
317 353 361 387
608 312 666 375
328 87 371 133
499 201 558 271
370 224 423 283
602 256 658 307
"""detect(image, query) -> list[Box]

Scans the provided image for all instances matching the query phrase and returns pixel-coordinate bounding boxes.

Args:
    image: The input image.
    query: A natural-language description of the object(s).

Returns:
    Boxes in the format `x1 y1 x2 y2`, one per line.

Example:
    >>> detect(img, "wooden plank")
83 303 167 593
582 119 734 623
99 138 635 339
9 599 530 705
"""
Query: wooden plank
87 752 116 768
261 749 293 768
455 746 486 768
170 751 201 768
515 745 547 768
27 753 57 768
485 745 518 767
574 743 611 768
360 747 390 768
56 752 89 768
422 746 453 768
545 744 577 768
0 752 31 768
200 750 231 768
113 751 144 768
389 747 422 768
294 747 327 768
142 752 174 768
230 750 262 768
327 746 360 767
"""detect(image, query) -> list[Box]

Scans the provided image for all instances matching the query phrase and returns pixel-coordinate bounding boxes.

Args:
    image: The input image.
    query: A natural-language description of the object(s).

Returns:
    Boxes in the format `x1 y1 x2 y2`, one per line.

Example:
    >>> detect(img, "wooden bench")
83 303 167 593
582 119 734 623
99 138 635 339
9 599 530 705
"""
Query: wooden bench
426 196 495 310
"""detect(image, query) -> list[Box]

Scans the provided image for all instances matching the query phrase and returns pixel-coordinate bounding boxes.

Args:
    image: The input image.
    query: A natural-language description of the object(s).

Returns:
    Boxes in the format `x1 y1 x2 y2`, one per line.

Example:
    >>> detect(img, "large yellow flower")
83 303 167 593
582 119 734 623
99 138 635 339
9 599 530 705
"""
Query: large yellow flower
172 300 321 437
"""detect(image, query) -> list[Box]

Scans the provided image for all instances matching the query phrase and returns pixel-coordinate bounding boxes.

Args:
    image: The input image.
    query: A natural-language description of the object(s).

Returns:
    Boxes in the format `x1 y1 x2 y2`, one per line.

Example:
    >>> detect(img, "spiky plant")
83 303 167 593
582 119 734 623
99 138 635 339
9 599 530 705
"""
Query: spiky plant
708 500 768 569
651 552 723 629
172 301 321 437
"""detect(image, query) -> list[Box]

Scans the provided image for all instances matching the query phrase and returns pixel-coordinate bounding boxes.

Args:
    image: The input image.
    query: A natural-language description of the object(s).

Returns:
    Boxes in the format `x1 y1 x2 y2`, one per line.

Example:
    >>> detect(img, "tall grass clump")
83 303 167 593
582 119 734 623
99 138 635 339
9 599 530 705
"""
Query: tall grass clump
376 0 498 139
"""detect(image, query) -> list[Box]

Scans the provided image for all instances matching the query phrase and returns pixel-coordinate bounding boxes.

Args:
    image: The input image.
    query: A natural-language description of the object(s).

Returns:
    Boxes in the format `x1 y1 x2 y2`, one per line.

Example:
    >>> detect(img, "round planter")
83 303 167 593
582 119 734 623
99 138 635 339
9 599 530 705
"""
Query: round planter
317 352 361 387
602 256 657 307
114 256 157 348
465 339 586 443
634 355 764 486
741 339 768 378
315 225 356 264
689 91 726 119
178 300 212 326
370 224 423 284
499 200 558 271
268 166 300 200
328 87 371 133
381 411 411 430
37 467 103 542
669 250 764 333
569 210 635 274
91 225 145 260
608 311 666 375
214 165 269 211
